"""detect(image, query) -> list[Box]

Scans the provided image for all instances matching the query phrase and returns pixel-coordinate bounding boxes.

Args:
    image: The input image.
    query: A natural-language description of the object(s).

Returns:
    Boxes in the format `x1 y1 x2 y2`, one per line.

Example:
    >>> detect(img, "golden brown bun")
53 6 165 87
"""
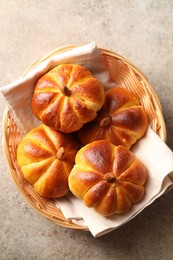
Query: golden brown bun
69 140 147 216
77 87 148 149
32 64 105 133
17 124 79 198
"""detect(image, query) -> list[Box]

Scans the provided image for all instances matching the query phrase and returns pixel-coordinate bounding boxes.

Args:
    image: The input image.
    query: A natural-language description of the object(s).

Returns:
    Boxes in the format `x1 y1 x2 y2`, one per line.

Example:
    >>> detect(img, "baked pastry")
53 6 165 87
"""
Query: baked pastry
17 124 79 198
69 140 147 217
32 64 105 133
77 87 148 149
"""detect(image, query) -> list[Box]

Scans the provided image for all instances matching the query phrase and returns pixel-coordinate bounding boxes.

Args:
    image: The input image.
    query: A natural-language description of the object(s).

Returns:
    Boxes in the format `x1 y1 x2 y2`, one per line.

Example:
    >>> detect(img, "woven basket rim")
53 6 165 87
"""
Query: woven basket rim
2 44 167 231
22 44 167 142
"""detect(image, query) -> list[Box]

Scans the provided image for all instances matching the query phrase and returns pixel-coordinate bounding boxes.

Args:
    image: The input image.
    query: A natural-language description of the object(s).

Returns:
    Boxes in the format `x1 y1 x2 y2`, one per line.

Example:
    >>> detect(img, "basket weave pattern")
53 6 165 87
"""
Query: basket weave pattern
3 46 166 231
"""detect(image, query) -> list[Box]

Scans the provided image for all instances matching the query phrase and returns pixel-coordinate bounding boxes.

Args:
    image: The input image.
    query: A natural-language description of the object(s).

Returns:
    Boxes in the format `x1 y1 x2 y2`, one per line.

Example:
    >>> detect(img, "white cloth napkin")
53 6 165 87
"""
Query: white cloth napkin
1 42 173 237
0 42 111 134
56 127 173 237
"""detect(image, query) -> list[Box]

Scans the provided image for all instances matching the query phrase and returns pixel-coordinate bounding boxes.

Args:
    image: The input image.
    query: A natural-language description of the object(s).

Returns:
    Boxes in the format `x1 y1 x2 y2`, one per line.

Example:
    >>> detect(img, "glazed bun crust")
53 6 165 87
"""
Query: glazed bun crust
69 140 147 216
78 87 148 149
17 124 79 198
32 64 105 133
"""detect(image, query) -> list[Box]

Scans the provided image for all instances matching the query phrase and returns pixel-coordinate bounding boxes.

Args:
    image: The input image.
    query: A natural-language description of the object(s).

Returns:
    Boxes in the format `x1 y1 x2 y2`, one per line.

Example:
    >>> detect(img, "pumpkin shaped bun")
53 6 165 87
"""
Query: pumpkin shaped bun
69 140 147 217
32 64 105 133
77 87 148 149
17 124 79 198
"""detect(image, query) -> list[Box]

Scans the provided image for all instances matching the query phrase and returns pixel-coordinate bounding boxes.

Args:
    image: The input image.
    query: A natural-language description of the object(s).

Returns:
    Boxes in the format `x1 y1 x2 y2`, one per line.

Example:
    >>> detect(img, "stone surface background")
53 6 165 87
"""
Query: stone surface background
0 1 173 259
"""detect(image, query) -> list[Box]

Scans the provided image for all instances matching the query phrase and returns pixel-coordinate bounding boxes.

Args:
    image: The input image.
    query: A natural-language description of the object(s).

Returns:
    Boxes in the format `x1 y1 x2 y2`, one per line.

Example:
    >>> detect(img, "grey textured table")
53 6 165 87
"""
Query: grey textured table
0 1 173 259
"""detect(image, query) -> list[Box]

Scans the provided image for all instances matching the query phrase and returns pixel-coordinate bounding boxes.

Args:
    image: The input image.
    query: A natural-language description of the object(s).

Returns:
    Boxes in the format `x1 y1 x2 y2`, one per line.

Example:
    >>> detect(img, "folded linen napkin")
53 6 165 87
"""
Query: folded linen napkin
1 42 112 134
56 127 173 237
1 42 173 237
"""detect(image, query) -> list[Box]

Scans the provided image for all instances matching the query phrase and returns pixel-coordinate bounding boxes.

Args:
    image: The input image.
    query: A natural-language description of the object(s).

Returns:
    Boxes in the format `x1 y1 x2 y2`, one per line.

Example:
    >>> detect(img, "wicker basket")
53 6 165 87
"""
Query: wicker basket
3 45 167 231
